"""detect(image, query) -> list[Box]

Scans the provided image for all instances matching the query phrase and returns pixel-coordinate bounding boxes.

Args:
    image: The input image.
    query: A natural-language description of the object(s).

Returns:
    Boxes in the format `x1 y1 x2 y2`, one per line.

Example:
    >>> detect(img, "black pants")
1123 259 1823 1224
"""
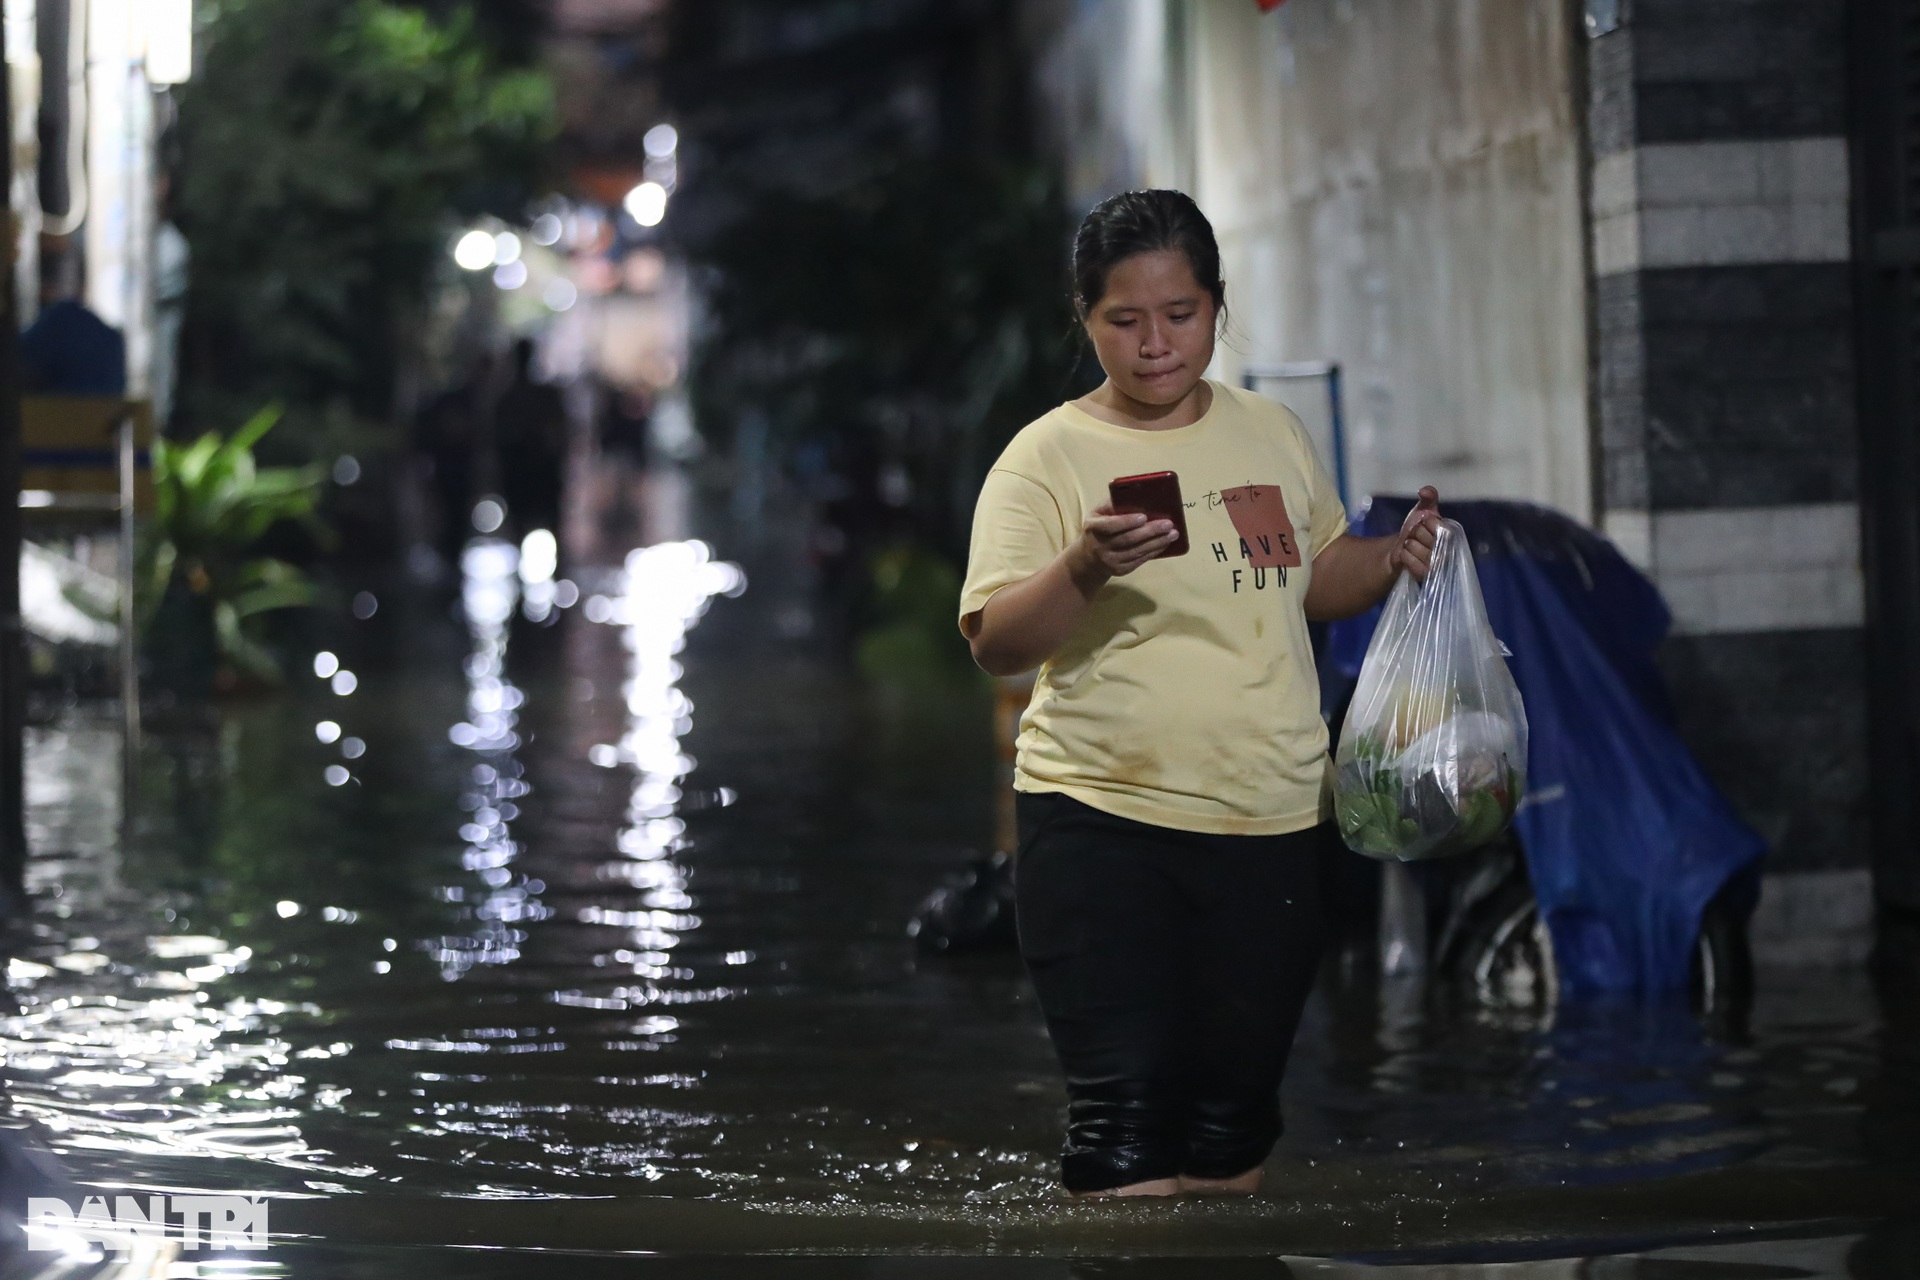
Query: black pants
1014 791 1333 1192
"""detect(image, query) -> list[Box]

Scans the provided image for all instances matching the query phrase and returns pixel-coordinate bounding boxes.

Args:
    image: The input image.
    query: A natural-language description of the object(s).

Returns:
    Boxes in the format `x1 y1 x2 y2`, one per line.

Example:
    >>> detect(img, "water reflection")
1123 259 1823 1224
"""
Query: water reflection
434 538 551 980
572 541 741 996
0 523 1901 1260
6 717 324 1174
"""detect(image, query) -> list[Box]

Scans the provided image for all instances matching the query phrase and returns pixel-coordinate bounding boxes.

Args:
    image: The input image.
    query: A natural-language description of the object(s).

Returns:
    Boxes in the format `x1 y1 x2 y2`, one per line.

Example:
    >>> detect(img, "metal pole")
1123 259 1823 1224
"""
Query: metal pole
1325 362 1351 515
118 413 138 811
0 51 24 920
1242 361 1353 513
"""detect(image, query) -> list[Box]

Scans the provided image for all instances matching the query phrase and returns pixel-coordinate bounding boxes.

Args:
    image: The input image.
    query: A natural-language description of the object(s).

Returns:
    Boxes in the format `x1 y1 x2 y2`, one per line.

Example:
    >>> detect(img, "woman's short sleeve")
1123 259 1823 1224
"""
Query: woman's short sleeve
958 468 1067 629
1301 424 1349 559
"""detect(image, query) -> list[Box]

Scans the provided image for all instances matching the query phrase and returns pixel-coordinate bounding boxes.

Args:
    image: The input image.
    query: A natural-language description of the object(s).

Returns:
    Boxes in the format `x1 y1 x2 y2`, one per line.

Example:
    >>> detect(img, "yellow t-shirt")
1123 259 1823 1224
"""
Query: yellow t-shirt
959 380 1348 836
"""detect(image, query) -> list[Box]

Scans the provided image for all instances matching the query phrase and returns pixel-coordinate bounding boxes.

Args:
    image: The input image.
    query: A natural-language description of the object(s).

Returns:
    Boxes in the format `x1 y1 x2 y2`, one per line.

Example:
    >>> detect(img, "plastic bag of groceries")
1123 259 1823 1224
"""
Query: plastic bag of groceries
1333 518 1528 861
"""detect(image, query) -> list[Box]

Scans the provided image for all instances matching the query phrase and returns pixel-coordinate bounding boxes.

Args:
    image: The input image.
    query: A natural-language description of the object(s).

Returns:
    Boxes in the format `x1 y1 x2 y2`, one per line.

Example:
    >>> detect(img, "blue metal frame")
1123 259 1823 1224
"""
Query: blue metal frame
1242 362 1351 513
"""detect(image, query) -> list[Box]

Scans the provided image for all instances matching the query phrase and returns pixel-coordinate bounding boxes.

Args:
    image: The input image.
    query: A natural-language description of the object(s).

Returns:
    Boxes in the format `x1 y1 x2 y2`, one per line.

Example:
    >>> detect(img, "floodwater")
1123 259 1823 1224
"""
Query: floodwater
3 516 1917 1277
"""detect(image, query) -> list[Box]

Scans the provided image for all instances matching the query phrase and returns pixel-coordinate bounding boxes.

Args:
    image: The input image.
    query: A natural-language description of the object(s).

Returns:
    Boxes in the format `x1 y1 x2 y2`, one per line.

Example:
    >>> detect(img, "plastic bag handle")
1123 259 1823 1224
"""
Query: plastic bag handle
1407 518 1460 601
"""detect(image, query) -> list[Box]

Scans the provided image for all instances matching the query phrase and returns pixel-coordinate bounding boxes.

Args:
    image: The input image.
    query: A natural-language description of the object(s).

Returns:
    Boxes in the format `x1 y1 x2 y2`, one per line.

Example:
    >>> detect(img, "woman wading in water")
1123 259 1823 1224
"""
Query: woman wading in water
960 190 1440 1197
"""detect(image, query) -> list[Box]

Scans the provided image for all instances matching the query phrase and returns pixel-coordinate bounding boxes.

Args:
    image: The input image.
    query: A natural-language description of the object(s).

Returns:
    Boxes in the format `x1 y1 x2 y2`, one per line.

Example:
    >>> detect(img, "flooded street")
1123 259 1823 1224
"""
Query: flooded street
5 524 1917 1275
2 0 1918 1270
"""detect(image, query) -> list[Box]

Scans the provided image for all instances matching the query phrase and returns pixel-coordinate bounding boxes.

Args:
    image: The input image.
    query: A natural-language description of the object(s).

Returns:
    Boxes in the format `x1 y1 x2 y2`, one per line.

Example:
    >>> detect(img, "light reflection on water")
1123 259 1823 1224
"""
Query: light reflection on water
9 718 326 1173
573 541 745 994
1 538 758 1192
435 537 551 979
0 528 1897 1252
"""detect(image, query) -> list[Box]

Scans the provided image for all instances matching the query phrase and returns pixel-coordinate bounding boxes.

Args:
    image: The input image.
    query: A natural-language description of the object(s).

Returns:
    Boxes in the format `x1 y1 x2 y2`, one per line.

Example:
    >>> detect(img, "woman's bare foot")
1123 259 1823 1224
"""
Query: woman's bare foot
1066 1176 1182 1198
1176 1166 1263 1195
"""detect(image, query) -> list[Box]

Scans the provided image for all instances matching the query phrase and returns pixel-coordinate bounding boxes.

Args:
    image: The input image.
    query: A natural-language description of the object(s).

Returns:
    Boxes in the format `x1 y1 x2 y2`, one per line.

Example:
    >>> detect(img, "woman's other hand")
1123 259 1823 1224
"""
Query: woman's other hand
1074 504 1180 582
1390 486 1442 581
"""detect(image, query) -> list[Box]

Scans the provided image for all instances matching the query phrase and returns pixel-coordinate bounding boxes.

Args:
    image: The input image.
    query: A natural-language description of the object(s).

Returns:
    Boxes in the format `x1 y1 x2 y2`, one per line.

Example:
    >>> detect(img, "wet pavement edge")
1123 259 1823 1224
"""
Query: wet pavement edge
234 1160 1920 1255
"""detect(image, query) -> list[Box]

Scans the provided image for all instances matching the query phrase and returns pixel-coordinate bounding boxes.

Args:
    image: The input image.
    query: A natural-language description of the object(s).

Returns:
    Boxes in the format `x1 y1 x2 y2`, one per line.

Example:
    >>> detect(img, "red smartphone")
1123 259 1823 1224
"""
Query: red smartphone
1108 470 1190 558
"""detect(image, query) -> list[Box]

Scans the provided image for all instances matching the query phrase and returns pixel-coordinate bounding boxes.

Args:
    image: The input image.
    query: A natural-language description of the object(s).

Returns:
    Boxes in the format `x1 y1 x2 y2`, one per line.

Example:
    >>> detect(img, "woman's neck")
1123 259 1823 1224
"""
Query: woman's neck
1076 378 1213 432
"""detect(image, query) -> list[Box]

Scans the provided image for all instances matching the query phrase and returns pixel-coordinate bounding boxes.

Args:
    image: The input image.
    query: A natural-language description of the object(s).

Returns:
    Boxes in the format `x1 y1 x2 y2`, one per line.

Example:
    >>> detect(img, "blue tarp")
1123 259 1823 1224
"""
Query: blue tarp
1322 498 1766 993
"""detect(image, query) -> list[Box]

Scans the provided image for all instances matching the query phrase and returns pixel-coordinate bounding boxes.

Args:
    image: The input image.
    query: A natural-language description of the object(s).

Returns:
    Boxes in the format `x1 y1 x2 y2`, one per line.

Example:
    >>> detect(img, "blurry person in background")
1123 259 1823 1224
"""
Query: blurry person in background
496 337 568 540
413 357 486 564
574 382 651 561
20 239 126 396
597 383 651 467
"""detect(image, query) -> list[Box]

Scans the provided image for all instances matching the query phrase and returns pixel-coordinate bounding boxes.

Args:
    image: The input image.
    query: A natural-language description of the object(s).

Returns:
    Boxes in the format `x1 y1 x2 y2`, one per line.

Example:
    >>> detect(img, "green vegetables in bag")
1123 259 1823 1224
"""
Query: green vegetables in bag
1330 519 1530 862
1333 725 1523 861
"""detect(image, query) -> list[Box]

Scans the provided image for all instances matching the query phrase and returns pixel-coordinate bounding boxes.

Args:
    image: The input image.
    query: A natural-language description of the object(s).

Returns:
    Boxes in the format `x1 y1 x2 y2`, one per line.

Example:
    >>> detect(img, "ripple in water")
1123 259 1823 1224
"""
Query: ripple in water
2 539 748 1193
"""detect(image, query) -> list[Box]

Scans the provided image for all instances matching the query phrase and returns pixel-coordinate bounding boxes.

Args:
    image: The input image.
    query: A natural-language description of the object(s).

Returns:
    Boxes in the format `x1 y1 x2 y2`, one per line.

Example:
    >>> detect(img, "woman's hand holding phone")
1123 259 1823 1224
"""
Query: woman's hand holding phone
1072 506 1182 583
970 505 1179 674
969 472 1183 674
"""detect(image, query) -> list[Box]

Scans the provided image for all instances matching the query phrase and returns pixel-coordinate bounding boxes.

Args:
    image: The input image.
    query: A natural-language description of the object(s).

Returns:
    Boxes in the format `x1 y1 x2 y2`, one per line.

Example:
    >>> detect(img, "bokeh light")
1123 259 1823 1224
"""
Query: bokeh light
453 229 496 271
624 182 668 228
519 530 558 584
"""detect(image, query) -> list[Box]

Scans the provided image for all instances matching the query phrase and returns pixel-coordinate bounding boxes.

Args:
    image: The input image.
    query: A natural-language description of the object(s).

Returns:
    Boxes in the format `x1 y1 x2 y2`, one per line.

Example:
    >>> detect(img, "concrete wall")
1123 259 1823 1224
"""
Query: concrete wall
1026 0 1592 520
1022 0 1873 938
1022 0 1191 211
1188 0 1591 520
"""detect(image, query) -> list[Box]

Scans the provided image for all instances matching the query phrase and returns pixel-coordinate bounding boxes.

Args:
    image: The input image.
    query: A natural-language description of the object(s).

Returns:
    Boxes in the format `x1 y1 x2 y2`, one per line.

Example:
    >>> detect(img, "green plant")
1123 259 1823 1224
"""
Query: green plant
143 406 327 685
689 157 1083 561
855 541 977 685
173 0 557 439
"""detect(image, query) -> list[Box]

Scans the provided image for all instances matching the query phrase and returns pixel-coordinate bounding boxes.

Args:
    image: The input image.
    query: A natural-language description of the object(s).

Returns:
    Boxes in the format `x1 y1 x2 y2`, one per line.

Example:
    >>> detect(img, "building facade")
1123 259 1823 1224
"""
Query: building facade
1023 0 1892 959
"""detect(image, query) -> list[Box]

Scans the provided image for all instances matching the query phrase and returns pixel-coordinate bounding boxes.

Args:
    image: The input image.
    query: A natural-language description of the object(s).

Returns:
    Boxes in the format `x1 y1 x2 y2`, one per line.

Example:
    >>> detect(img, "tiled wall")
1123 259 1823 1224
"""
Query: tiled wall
1585 0 1866 873
1590 139 1849 273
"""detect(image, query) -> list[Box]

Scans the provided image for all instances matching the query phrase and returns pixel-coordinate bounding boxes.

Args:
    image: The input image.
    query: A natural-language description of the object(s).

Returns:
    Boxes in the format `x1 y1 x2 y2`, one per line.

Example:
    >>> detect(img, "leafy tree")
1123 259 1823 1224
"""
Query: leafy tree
171 0 556 444
689 157 1085 563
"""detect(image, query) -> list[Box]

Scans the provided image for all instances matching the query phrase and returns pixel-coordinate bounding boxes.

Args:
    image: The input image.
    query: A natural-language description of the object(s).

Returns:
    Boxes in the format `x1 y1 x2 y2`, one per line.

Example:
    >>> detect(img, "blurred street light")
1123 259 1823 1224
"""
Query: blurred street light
454 230 496 271
492 231 523 265
520 530 558 584
643 124 678 158
642 124 679 190
624 181 667 227
494 260 529 290
544 278 578 312
531 213 563 246
145 0 194 84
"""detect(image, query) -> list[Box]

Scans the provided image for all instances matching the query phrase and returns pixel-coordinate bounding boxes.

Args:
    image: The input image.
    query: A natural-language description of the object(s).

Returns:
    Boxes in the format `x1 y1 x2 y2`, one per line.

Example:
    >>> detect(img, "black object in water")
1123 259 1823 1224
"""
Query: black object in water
908 851 1017 953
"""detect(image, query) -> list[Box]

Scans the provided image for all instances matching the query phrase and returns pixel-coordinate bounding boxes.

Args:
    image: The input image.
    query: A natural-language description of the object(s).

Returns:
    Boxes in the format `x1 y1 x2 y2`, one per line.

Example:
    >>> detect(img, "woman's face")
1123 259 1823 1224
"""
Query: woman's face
1083 249 1218 407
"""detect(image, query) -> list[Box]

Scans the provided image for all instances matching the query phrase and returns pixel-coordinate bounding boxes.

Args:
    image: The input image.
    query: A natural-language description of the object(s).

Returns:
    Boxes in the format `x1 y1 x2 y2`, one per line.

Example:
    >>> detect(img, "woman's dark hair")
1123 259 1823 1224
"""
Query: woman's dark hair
1071 189 1226 319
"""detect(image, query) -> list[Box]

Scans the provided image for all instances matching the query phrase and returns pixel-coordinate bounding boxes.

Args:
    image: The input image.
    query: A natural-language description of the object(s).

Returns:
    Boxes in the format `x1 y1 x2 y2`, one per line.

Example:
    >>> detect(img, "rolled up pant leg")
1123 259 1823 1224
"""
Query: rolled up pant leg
1014 794 1193 1192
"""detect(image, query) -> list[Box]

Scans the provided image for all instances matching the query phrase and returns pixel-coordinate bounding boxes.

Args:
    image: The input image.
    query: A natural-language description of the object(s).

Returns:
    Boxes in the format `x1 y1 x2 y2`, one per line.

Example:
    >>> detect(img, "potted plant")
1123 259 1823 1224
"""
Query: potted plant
141 406 327 696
